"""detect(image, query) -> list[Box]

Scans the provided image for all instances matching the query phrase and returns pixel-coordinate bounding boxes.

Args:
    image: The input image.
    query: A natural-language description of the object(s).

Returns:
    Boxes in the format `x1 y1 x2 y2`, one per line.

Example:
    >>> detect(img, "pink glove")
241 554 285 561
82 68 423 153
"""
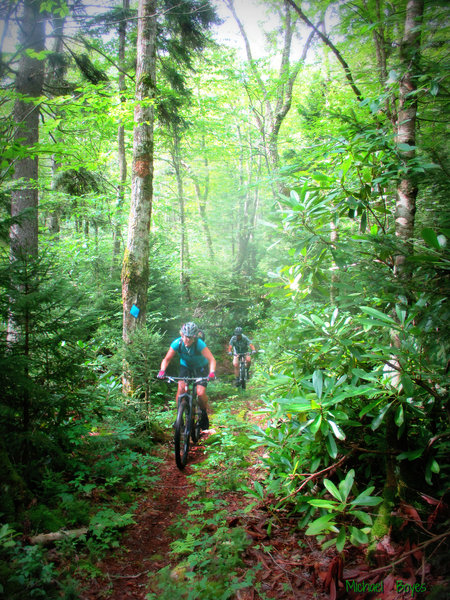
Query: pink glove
207 372 216 381
157 370 166 379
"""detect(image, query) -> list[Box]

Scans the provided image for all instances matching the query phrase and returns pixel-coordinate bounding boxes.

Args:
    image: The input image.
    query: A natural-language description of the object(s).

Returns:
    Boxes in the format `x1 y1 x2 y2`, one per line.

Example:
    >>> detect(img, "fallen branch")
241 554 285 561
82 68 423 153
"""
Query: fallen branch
279 454 349 504
368 531 450 576
29 527 88 546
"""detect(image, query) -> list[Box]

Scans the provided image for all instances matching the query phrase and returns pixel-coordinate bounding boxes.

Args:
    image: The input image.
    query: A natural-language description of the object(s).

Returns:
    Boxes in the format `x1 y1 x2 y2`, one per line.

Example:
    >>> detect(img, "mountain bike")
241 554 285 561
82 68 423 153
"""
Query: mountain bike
234 352 251 390
163 376 207 470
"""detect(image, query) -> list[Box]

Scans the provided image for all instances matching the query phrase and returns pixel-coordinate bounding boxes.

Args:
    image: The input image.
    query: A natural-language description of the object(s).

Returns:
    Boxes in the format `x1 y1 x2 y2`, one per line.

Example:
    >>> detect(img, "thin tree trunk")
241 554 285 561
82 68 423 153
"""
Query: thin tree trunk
394 0 424 277
185 142 215 261
113 0 129 274
171 130 192 302
121 0 156 391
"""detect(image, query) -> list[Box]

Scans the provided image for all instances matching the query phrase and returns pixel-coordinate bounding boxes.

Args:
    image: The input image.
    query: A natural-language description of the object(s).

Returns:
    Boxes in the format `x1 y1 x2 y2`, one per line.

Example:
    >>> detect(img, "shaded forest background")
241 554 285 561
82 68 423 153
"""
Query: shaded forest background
0 0 448 598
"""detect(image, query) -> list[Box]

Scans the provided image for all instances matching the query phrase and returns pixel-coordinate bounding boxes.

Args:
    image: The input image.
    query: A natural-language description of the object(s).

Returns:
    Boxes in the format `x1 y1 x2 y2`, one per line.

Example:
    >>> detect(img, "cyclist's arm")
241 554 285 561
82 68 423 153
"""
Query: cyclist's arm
227 344 233 353
201 347 216 373
160 347 176 371
250 343 256 352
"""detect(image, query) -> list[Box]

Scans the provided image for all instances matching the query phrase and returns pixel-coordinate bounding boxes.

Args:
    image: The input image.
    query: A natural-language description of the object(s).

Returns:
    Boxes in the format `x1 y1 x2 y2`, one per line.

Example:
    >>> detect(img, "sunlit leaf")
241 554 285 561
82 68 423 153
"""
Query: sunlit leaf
312 370 323 399
324 478 342 501
329 419 346 440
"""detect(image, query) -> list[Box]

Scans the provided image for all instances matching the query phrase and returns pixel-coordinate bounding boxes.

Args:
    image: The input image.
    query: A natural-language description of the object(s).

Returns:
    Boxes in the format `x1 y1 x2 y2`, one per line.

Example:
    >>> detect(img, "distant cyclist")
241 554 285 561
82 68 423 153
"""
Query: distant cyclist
228 327 256 384
157 322 215 428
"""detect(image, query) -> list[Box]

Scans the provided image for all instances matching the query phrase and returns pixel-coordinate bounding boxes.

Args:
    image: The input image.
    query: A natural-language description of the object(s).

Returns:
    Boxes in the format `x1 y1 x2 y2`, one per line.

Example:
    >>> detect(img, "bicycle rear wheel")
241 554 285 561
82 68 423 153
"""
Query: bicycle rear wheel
239 360 246 390
174 399 191 470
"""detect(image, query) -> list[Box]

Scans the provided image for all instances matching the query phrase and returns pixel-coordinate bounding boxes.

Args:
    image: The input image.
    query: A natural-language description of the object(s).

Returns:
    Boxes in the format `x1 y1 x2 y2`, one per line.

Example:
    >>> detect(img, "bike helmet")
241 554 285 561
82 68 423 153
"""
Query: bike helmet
234 327 243 336
181 322 199 337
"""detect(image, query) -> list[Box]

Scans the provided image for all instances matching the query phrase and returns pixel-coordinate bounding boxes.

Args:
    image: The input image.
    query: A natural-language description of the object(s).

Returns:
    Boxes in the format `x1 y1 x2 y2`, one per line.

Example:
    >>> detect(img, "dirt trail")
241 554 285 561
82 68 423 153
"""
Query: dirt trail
81 442 206 600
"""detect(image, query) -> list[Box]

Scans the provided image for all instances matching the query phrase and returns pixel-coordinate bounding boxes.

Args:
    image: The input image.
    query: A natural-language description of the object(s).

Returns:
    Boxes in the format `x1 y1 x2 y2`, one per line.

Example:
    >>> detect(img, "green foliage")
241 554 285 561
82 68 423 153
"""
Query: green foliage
146 517 256 600
253 54 449 552
87 507 135 555
306 469 382 551
0 540 61 600
146 395 258 599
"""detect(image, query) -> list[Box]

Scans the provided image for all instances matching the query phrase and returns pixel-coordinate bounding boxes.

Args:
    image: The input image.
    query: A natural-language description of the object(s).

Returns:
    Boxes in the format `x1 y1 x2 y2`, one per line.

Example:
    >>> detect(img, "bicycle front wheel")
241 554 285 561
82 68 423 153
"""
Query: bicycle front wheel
174 399 191 470
239 361 246 390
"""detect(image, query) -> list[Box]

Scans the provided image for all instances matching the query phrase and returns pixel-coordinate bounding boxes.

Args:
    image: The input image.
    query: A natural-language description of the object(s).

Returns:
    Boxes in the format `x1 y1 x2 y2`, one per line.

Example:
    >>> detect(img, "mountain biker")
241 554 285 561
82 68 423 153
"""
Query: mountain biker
228 327 256 384
157 322 216 429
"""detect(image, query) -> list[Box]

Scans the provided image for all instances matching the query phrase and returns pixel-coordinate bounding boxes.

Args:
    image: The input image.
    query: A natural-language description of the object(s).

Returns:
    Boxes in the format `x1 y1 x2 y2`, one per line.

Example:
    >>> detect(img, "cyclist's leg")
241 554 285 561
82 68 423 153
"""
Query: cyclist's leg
232 355 239 377
195 366 210 428
246 354 251 378
195 366 209 410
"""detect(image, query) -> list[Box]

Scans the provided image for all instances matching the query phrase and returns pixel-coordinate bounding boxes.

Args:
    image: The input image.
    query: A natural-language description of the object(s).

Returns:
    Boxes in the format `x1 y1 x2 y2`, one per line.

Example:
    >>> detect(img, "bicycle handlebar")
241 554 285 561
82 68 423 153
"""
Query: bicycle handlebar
160 375 211 383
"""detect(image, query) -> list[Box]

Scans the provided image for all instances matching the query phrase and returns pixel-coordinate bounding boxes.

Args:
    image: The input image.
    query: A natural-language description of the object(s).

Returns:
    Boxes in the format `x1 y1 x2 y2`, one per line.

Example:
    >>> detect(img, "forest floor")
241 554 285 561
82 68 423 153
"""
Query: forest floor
78 390 446 600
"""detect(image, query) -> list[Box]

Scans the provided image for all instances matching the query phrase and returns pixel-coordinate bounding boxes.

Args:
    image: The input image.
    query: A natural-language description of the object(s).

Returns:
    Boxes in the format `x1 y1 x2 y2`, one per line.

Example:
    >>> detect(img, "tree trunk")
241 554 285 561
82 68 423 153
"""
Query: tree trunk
171 130 192 302
121 0 156 390
394 0 423 277
372 0 425 546
10 0 45 260
112 0 130 275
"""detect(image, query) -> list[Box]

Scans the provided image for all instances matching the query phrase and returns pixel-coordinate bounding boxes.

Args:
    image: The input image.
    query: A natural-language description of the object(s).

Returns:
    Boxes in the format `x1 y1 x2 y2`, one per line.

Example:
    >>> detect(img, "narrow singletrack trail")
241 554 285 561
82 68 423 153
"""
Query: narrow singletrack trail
78 392 417 600
81 441 207 600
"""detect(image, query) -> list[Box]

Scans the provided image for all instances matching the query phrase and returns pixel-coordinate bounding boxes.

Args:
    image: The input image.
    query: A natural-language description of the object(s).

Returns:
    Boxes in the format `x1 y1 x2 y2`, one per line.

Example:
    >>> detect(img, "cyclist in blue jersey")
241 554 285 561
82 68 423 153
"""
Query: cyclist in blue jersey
157 322 216 428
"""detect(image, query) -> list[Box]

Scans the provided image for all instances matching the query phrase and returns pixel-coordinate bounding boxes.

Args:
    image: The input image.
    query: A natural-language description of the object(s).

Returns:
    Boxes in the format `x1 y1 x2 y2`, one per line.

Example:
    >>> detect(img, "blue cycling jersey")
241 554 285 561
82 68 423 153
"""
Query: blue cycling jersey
171 337 208 369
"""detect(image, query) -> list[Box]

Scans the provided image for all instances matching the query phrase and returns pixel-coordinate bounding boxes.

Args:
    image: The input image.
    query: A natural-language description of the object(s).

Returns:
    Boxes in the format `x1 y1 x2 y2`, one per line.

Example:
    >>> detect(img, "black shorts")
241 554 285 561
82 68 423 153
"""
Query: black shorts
179 365 208 386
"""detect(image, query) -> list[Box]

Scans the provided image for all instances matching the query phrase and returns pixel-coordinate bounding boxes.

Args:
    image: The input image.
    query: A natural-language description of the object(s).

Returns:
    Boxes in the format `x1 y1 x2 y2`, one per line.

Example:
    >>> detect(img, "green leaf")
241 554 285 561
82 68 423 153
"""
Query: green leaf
323 478 342 501
397 448 424 461
305 513 336 535
360 306 397 325
425 458 439 485
421 228 441 249
253 481 264 499
351 510 373 526
400 374 415 397
336 527 346 553
329 419 346 440
338 469 355 502
430 459 440 474
313 370 323 399
371 402 392 430
351 494 382 507
394 405 404 427
326 433 338 459
398 142 416 152
310 413 322 435
349 526 369 545
308 499 338 509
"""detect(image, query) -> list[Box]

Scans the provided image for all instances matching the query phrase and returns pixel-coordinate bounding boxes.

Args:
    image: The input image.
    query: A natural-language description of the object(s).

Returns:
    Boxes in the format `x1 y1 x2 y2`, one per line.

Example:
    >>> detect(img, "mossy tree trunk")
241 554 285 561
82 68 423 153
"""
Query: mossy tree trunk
121 0 156 392
373 0 425 543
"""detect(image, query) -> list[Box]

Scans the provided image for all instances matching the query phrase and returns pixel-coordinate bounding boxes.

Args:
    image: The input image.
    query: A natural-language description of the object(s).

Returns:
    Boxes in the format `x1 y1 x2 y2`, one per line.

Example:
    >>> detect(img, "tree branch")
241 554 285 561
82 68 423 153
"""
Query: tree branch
285 0 364 102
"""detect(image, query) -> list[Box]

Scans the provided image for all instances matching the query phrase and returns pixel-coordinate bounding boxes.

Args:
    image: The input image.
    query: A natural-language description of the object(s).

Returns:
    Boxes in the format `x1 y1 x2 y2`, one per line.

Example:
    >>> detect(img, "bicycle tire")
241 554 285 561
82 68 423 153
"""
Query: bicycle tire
174 399 191 470
239 359 246 390
191 401 201 444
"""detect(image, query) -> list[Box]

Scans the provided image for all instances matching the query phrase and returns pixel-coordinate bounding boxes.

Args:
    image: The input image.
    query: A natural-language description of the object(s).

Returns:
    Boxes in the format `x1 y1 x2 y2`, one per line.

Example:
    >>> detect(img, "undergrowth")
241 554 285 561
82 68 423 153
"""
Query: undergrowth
146 384 263 600
0 381 168 600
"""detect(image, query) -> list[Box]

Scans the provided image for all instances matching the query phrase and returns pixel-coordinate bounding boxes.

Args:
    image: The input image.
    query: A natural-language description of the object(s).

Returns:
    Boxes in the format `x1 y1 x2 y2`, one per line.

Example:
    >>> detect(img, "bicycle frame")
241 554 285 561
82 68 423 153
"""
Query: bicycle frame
163 375 206 470
234 352 250 390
